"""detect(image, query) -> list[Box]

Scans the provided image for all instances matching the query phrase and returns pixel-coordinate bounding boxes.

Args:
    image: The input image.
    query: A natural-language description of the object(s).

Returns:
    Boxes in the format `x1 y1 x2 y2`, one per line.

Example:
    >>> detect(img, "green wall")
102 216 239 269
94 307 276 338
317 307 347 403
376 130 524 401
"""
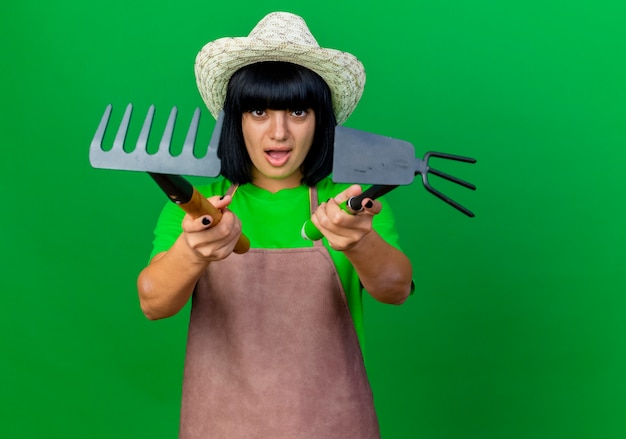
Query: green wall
2 1 625 437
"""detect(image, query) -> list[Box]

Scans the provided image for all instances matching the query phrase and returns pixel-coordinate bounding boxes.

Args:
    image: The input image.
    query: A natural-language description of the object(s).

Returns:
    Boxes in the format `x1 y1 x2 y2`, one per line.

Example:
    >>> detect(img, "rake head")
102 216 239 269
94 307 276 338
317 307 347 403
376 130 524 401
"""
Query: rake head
89 104 222 177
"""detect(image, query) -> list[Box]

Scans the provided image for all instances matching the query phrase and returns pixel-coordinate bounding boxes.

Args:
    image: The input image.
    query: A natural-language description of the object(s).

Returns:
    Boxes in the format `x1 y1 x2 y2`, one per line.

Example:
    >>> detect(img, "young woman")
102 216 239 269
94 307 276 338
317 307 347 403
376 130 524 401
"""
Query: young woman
137 12 413 439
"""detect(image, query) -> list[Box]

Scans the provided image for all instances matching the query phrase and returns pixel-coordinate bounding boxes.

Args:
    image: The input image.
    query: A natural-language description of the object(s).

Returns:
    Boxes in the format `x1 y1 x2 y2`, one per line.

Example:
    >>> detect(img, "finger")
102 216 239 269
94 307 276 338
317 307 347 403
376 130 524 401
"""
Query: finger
207 194 233 210
183 211 241 259
359 198 382 215
332 184 362 204
182 214 214 233
185 194 233 232
311 201 343 236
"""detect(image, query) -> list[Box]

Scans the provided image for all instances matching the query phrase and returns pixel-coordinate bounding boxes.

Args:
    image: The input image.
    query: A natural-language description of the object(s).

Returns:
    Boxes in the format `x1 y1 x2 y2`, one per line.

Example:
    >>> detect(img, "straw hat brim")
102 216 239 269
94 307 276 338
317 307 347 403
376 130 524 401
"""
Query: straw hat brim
194 37 365 125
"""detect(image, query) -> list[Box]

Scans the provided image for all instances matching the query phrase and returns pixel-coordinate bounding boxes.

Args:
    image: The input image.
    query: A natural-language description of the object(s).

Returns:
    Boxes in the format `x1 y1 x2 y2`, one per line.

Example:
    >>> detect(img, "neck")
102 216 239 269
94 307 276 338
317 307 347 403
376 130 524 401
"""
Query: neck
251 172 304 193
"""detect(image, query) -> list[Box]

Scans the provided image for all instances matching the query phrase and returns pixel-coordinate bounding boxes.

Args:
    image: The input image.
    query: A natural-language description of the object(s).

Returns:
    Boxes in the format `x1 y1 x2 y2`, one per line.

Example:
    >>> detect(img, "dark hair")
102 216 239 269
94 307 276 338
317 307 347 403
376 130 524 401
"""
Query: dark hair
218 61 336 186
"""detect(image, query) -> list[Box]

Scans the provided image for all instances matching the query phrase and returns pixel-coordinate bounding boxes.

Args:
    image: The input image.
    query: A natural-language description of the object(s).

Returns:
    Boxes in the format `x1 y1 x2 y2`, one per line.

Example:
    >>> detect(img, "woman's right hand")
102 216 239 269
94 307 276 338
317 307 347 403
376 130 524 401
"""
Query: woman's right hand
181 194 243 262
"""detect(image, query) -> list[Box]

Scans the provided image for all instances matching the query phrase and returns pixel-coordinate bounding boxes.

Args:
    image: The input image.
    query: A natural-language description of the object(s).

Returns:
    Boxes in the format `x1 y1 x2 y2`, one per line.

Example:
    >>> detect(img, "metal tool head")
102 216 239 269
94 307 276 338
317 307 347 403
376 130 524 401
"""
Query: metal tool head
333 126 417 185
333 125 477 217
90 104 476 216
89 104 222 177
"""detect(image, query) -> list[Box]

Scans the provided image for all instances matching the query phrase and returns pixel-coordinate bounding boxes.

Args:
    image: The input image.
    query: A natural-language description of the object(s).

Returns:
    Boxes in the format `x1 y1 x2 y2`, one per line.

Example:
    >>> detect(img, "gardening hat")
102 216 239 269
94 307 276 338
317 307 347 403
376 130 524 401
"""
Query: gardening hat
194 12 366 125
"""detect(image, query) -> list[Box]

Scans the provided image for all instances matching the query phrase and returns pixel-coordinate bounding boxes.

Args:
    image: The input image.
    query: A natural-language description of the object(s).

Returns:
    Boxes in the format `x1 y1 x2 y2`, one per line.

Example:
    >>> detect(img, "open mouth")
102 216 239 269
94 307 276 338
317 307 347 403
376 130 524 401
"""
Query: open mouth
265 149 292 166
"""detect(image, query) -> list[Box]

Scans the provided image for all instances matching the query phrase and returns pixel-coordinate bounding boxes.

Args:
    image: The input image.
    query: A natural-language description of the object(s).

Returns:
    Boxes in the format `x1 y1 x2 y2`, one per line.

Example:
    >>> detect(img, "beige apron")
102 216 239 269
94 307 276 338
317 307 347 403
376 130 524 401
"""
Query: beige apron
179 187 380 439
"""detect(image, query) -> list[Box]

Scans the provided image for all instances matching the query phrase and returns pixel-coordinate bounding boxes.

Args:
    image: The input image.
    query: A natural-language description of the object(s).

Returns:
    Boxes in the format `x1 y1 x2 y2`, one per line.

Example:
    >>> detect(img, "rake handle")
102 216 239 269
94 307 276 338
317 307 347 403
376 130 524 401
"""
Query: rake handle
180 188 251 254
149 173 250 254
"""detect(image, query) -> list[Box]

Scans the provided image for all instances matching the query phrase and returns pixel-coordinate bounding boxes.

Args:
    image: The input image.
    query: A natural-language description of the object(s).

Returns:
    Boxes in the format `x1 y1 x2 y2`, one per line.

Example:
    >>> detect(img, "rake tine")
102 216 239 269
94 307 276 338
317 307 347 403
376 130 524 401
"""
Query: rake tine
89 104 223 178
160 106 178 153
181 108 201 156
423 151 476 190
427 167 476 190
426 151 476 164
209 111 225 152
90 104 112 150
422 175 475 217
136 105 155 151
113 103 133 152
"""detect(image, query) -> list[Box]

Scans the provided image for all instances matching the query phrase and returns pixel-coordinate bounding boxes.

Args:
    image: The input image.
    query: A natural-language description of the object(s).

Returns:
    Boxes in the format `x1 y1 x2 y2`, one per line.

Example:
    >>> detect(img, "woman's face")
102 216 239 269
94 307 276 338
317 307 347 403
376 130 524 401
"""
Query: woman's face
241 108 315 192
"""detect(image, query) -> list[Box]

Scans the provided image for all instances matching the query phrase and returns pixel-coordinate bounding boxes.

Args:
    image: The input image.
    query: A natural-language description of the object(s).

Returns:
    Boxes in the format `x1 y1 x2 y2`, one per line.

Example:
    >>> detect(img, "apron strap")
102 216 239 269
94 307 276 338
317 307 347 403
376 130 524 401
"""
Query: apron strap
308 186 324 248
226 184 238 197
309 186 318 213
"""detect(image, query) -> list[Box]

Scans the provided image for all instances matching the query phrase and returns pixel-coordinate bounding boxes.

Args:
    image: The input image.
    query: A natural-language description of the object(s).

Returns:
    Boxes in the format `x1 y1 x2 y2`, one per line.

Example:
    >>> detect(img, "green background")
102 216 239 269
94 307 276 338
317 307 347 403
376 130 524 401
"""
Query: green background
2 0 625 438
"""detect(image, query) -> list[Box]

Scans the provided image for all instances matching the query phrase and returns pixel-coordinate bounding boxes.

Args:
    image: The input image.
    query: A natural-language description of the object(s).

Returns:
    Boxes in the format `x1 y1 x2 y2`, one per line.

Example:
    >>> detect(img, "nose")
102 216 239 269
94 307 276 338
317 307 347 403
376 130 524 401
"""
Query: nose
269 111 289 141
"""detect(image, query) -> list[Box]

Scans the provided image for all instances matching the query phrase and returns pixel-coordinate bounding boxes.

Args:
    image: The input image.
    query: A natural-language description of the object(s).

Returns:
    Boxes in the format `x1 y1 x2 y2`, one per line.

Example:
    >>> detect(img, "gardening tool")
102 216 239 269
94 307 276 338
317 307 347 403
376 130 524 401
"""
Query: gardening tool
301 126 476 240
89 103 250 254
91 104 475 247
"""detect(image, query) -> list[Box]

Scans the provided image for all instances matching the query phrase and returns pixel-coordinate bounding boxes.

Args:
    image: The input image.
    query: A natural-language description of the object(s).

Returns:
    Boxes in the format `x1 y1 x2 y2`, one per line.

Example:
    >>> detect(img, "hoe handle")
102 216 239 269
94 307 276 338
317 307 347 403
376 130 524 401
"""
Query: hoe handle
301 185 398 241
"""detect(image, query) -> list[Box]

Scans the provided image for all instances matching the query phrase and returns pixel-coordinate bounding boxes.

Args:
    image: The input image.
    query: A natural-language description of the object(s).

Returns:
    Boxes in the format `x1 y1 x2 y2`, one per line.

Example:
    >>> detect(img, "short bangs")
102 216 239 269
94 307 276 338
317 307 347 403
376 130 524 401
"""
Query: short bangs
227 61 331 113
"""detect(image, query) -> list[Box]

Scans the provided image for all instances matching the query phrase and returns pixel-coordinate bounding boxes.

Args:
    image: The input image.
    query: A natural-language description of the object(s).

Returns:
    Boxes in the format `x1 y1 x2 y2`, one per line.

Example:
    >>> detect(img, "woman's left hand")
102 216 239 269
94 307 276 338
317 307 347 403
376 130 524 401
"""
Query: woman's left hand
310 184 382 251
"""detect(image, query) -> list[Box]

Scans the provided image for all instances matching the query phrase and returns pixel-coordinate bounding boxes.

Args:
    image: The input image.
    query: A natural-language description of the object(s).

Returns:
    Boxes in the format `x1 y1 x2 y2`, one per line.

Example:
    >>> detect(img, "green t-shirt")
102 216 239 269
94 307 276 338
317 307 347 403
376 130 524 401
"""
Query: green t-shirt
150 176 407 352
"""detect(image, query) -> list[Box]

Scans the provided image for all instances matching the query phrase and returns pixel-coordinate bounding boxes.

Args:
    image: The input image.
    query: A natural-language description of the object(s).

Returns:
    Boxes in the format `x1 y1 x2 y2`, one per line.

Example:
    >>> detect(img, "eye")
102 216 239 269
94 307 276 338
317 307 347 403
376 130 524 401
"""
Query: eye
249 109 266 117
290 109 308 117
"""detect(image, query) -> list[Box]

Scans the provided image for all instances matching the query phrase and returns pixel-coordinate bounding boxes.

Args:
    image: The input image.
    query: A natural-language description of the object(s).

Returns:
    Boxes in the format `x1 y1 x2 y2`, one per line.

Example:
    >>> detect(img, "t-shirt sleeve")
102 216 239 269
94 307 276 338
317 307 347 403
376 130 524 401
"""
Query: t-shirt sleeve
149 200 186 260
372 196 403 251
